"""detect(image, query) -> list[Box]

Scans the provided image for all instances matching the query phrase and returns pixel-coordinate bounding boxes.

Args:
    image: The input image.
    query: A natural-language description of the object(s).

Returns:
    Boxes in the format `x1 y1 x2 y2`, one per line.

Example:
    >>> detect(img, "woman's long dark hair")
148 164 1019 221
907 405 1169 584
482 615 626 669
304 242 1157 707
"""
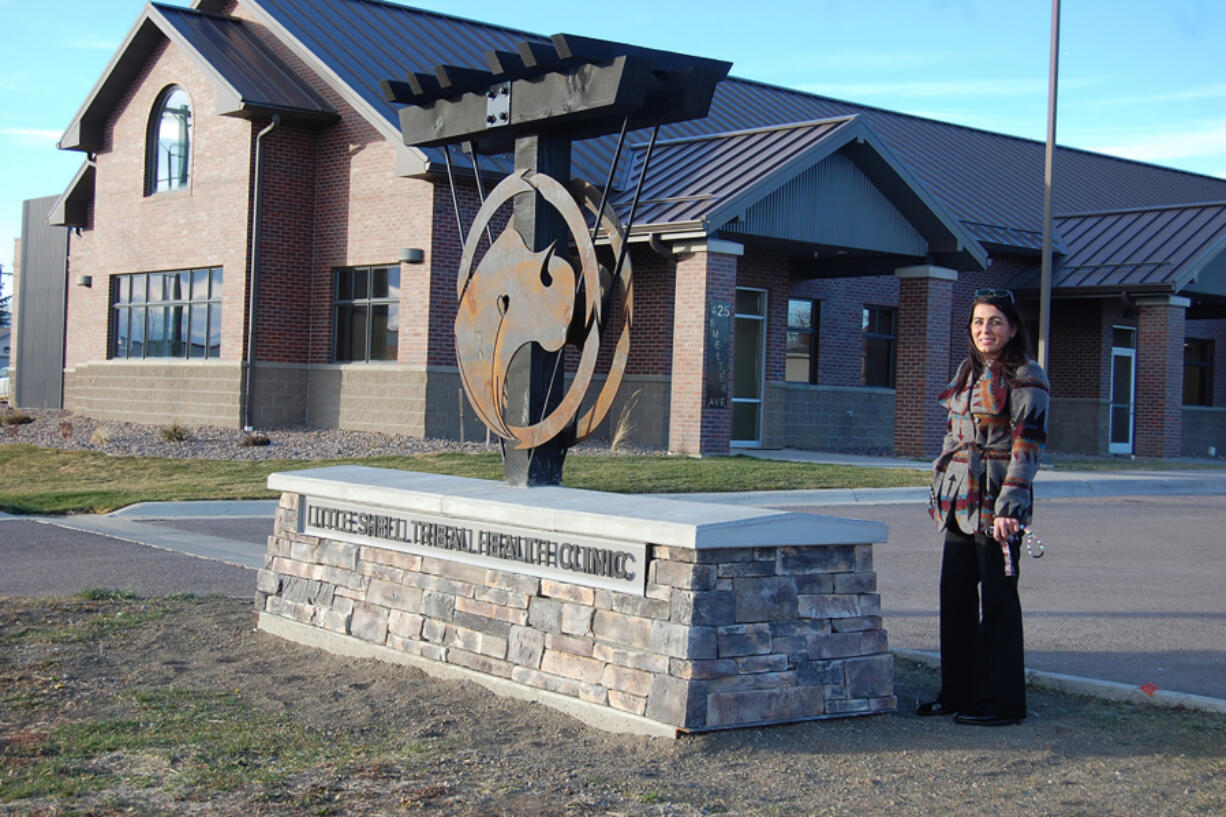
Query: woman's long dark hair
954 292 1033 391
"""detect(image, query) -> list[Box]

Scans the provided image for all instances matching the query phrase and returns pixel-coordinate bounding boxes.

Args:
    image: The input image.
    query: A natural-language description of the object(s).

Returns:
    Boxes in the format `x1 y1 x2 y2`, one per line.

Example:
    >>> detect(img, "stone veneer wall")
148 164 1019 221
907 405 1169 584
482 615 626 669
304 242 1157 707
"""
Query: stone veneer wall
258 492 895 733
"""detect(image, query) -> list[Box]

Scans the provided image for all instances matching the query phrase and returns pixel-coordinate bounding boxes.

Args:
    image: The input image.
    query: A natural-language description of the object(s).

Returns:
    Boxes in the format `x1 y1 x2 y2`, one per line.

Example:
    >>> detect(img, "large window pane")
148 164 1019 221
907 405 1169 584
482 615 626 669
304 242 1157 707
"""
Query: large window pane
733 315 764 399
146 306 167 356
786 331 811 382
787 299 812 329
168 305 187 357
731 401 760 443
207 304 221 359
129 306 146 358
334 265 400 362
735 289 764 316
1183 339 1213 407
335 304 366 361
108 268 222 360
189 303 208 358
370 304 399 361
191 268 209 300
152 87 191 194
786 298 819 384
862 306 896 387
114 308 129 358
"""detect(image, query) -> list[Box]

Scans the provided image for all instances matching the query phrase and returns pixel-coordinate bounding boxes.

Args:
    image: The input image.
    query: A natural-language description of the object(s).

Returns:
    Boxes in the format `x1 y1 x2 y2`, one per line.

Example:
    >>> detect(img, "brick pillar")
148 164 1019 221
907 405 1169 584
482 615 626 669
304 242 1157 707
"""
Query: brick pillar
1135 295 1188 458
893 265 957 458
668 241 741 456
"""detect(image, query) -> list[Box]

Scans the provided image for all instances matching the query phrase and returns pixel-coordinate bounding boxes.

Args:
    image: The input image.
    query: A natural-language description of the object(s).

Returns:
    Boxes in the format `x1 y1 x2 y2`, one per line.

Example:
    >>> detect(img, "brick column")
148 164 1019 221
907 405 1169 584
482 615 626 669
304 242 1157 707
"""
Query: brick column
1135 295 1189 458
893 265 957 458
668 241 741 456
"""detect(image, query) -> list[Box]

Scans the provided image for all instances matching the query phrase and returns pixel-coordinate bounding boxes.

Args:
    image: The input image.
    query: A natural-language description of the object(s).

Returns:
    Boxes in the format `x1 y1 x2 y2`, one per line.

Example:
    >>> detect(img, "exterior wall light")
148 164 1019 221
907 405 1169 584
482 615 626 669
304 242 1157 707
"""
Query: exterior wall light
75 275 92 287
397 248 425 264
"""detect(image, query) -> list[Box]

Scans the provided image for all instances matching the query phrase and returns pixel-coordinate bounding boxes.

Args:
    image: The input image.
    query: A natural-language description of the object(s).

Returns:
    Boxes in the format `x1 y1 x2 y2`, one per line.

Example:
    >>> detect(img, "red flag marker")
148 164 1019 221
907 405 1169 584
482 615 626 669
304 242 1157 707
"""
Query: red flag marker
1139 682 1160 696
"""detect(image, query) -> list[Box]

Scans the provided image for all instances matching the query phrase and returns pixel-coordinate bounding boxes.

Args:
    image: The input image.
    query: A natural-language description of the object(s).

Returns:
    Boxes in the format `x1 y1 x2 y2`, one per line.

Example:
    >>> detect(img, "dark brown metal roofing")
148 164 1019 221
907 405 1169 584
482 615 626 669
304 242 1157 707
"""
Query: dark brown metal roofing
59 3 334 152
155 4 336 121
607 116 985 269
615 118 858 229
247 0 1226 255
1008 201 1226 293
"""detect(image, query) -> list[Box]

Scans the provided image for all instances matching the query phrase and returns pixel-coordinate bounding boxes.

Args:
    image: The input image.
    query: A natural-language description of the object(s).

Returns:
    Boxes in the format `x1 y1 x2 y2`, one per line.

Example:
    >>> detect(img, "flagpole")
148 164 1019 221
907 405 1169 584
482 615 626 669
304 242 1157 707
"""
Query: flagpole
1038 0 1060 369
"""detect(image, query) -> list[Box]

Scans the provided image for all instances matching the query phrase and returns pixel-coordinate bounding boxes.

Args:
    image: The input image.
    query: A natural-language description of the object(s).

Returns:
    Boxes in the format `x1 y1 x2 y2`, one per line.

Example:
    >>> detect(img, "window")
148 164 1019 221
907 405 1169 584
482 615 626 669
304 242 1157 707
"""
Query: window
335 265 400 362
861 306 896 387
112 268 222 359
786 298 820 384
148 87 191 194
1184 338 1213 406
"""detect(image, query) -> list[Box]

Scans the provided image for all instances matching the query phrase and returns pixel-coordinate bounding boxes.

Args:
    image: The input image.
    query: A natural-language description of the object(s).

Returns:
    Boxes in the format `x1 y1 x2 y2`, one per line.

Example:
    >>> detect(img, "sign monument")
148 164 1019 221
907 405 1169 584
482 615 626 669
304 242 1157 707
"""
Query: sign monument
257 35 894 736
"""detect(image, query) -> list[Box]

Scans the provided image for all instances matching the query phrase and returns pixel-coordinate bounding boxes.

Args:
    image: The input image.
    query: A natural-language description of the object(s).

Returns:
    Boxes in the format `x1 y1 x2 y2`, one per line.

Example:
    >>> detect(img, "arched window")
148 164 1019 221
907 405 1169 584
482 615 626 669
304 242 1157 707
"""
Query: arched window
147 86 191 194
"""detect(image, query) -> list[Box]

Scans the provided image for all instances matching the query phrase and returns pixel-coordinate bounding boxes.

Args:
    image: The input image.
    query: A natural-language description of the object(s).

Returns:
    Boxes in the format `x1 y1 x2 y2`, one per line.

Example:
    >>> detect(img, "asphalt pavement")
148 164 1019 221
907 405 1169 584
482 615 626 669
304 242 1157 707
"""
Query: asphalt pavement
3 452 1224 713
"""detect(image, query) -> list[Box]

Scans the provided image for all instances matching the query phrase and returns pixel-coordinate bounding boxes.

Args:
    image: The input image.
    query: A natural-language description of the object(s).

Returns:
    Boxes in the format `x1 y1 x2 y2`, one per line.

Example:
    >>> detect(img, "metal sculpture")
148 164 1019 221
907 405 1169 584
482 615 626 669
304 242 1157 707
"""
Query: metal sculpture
388 35 729 485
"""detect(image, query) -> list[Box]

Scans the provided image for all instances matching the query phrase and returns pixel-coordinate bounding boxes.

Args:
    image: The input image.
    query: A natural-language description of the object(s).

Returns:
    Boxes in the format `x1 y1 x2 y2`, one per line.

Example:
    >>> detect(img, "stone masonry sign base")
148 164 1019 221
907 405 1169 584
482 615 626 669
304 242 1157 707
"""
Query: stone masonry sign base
258 466 896 737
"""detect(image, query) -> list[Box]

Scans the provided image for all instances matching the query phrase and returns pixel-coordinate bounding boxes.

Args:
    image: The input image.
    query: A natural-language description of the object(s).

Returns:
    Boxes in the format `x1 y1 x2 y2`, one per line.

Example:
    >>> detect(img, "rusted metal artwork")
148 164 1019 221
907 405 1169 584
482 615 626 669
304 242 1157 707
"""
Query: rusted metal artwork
454 170 627 450
391 34 729 484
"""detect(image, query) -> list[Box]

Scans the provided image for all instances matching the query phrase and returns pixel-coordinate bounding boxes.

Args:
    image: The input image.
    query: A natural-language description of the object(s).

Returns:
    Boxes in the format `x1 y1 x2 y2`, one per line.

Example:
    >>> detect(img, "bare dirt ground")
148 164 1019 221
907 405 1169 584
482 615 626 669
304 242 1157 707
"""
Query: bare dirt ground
2 595 1223 817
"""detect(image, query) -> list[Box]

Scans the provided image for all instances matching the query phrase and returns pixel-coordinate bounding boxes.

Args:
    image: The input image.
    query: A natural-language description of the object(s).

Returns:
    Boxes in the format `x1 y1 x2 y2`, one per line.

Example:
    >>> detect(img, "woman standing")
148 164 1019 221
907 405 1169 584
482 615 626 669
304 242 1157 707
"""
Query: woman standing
918 289 1049 726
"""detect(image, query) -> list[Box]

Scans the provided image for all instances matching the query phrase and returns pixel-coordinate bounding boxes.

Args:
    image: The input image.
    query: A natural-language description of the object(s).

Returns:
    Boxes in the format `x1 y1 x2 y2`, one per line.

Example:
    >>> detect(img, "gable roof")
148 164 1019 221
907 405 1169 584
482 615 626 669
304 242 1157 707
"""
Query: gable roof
612 117 985 270
241 0 1226 256
59 2 335 153
1007 201 1226 297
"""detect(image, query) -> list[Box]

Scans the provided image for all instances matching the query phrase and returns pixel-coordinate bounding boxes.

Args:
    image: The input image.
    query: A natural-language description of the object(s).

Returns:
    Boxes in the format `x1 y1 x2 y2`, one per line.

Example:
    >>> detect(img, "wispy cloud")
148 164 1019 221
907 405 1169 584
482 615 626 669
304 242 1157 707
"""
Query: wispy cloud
0 127 62 145
1084 83 1226 108
1091 123 1226 163
799 77 1047 99
0 71 34 93
62 36 119 51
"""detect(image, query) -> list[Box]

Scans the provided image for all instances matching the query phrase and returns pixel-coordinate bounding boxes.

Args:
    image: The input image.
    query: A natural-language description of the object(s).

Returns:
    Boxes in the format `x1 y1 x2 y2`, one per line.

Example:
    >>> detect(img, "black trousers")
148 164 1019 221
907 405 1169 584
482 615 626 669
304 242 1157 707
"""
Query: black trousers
937 525 1026 718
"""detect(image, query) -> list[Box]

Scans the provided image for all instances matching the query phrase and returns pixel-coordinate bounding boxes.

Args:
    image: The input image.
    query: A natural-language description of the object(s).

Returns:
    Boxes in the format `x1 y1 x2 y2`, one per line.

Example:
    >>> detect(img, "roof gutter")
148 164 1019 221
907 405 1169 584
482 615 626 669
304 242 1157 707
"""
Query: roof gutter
241 114 279 432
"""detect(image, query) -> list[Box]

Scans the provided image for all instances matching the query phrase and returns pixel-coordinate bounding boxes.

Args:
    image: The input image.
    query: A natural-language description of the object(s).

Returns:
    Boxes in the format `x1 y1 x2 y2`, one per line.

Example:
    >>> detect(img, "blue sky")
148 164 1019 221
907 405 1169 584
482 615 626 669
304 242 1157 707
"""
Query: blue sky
2 0 1225 294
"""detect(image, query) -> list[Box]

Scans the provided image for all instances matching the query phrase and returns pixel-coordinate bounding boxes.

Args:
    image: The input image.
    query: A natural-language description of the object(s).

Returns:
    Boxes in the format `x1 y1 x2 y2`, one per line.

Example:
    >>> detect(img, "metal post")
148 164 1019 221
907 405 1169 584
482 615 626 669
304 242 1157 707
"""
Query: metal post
1038 0 1060 370
501 132 570 486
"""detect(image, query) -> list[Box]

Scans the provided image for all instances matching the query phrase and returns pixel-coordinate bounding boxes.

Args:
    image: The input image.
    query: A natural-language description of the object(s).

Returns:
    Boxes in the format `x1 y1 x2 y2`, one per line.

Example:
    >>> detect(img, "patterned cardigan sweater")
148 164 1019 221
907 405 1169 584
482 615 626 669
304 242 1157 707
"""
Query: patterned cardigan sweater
930 358 1050 534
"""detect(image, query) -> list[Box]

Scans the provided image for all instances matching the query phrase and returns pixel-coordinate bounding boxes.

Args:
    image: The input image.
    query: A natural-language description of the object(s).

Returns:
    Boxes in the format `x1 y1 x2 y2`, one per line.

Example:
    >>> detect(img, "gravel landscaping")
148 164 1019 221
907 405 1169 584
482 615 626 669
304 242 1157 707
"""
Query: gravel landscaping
0 408 659 462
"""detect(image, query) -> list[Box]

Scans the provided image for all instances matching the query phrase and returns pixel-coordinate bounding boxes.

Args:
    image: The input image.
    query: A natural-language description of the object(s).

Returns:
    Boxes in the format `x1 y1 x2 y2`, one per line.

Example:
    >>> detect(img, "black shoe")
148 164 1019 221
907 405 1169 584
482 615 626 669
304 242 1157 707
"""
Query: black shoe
953 712 1022 727
915 700 957 716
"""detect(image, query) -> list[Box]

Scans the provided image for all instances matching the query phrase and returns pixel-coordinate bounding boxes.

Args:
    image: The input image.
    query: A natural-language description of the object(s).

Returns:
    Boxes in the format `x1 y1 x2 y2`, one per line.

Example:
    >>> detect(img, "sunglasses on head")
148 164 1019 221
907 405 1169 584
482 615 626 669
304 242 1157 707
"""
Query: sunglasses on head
974 288 1014 303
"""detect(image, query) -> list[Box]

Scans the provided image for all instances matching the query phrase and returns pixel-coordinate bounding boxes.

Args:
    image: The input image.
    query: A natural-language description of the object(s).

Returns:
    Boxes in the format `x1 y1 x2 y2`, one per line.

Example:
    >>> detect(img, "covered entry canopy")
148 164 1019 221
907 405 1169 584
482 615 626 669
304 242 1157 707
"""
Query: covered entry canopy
609 116 987 272
1008 200 1226 316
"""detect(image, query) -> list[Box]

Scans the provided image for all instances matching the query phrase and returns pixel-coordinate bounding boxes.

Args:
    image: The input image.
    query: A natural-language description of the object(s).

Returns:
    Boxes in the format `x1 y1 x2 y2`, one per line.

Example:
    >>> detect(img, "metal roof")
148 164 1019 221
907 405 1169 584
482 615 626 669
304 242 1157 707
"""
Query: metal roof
240 0 1226 254
611 117 986 269
48 162 95 228
1007 201 1226 295
59 2 335 152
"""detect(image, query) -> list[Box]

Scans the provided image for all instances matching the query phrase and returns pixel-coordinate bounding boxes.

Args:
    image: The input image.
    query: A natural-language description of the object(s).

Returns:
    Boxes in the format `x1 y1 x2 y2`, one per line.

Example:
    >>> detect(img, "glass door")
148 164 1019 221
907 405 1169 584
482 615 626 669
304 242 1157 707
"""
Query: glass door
732 287 766 447
1109 326 1136 455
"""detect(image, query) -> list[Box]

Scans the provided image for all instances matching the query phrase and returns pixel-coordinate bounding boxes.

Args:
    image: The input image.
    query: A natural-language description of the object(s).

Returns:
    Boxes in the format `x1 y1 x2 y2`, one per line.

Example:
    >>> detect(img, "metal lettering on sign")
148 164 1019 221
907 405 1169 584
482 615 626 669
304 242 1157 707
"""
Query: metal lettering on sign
300 496 649 595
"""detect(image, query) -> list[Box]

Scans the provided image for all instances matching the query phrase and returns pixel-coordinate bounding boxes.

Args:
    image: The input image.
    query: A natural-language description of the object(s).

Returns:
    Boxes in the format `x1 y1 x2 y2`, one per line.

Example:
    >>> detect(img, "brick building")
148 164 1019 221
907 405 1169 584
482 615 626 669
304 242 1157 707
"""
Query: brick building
19 0 1226 458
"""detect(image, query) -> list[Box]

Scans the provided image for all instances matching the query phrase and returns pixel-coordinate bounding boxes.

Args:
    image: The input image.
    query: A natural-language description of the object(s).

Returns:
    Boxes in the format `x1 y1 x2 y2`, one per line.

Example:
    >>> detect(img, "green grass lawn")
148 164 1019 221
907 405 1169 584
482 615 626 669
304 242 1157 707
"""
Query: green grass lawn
0 444 930 515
